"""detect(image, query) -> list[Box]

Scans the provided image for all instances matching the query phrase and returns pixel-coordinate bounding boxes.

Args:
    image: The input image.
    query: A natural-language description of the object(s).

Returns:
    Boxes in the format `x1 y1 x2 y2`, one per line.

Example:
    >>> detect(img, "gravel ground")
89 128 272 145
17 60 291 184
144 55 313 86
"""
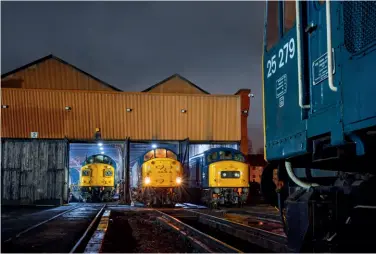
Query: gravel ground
101 211 198 253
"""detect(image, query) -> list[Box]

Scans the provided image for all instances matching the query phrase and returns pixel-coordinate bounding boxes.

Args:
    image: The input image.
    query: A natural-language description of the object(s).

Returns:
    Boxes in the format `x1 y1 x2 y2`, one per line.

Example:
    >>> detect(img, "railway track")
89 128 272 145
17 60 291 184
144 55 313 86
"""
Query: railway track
2 204 105 253
155 209 242 253
160 209 289 253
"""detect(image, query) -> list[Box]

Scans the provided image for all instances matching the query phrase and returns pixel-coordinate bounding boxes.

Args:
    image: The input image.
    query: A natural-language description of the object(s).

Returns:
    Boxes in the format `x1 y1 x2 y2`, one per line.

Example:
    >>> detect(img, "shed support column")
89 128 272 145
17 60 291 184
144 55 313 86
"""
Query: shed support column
235 89 251 155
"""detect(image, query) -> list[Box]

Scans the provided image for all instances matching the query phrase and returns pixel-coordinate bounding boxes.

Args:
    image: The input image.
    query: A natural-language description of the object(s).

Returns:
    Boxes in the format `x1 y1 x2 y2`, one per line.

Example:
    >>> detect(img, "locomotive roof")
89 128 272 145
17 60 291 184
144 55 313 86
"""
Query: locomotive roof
83 154 116 166
189 147 244 160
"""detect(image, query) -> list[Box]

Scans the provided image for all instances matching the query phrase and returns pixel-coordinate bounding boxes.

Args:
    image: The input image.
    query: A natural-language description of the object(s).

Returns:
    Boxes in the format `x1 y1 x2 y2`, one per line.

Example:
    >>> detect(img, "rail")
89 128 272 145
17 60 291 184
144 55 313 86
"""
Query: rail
155 209 242 253
186 209 289 253
70 204 106 253
3 204 84 243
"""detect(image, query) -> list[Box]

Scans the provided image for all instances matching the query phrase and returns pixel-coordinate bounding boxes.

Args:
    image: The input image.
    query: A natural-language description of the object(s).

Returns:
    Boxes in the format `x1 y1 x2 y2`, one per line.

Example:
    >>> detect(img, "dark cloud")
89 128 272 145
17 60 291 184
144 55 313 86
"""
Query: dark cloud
1 1 266 151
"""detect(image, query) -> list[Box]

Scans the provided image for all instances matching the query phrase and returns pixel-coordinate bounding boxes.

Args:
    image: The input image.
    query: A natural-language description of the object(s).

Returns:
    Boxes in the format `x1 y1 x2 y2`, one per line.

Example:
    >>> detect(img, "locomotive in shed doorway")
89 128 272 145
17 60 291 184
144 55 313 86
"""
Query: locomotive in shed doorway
187 148 249 208
130 148 184 207
79 154 116 202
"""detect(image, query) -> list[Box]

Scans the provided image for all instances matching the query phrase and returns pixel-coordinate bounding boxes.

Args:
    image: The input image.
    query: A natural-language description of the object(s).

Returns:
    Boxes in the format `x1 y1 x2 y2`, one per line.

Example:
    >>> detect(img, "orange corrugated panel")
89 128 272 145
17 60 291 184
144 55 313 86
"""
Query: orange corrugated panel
1 58 115 91
1 89 241 141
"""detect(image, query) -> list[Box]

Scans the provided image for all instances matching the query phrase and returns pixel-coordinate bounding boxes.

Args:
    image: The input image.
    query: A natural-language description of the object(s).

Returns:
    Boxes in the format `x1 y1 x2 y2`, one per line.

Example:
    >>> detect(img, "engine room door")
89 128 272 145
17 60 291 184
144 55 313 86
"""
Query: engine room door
306 1 341 115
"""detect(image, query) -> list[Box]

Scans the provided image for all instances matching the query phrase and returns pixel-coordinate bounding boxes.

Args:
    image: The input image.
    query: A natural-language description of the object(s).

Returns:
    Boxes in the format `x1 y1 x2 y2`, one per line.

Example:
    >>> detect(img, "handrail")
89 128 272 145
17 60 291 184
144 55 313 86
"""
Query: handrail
326 0 337 92
296 1 311 108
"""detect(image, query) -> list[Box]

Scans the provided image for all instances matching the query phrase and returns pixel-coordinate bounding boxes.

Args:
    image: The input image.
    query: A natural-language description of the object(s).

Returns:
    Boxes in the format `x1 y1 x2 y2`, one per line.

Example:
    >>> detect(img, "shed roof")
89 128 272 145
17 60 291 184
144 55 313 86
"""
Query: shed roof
142 73 210 94
1 54 122 91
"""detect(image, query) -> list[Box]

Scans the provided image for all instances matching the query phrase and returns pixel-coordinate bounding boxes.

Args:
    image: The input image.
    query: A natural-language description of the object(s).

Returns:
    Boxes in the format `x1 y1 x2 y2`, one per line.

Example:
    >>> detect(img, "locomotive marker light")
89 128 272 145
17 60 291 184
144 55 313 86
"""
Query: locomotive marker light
2 105 9 108
126 108 132 112
65 106 72 111
181 109 187 113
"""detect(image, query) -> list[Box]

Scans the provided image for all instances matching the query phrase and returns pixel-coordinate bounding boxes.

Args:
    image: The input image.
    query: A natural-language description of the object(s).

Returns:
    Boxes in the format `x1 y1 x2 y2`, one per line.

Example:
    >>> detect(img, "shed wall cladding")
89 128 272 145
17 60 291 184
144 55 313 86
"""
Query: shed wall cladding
1 139 68 205
1 89 241 141
1 58 115 91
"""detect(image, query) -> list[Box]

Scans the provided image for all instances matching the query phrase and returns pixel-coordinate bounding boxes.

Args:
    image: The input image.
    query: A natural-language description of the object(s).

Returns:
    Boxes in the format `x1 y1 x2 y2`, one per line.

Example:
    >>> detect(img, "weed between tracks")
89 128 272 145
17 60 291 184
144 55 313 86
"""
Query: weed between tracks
101 211 198 253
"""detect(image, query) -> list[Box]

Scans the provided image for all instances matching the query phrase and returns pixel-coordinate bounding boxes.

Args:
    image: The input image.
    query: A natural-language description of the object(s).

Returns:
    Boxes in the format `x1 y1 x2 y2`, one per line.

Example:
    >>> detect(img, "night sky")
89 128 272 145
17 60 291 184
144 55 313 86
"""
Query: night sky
1 1 266 152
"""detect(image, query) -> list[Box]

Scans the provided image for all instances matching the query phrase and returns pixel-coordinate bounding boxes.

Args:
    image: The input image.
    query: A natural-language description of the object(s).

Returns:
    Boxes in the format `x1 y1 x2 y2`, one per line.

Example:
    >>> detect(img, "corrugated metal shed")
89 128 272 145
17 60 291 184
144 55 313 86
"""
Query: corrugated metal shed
142 74 210 94
1 139 69 205
1 88 241 141
1 55 121 91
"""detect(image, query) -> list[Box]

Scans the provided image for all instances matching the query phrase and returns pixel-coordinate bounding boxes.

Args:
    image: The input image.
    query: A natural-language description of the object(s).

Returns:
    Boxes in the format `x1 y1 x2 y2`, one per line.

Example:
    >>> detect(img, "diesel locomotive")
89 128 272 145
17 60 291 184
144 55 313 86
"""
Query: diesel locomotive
261 1 376 252
187 148 249 208
79 154 116 202
130 148 184 207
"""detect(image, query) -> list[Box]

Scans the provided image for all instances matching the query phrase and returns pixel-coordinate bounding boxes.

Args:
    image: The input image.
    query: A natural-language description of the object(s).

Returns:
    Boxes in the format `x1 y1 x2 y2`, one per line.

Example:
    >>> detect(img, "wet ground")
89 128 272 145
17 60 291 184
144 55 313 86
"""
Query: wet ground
101 210 198 253
1 204 102 253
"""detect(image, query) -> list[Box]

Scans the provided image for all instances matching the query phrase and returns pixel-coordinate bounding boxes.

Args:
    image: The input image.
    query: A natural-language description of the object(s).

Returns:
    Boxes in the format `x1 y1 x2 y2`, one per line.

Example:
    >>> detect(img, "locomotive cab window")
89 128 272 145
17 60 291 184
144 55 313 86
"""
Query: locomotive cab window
144 150 155 161
219 151 233 160
283 1 296 33
166 150 177 160
234 153 245 162
207 152 218 163
266 1 279 50
155 148 167 158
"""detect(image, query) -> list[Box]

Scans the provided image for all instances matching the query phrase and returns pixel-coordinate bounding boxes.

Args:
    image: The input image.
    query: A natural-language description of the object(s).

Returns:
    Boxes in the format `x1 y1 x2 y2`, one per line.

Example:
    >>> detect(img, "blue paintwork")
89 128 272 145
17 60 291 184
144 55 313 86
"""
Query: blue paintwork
263 1 376 161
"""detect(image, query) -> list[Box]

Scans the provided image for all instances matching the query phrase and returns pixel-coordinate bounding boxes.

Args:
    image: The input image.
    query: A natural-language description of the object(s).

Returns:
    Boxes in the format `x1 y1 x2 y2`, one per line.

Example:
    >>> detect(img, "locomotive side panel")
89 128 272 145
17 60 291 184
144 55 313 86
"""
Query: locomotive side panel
263 1 307 161
341 2 376 130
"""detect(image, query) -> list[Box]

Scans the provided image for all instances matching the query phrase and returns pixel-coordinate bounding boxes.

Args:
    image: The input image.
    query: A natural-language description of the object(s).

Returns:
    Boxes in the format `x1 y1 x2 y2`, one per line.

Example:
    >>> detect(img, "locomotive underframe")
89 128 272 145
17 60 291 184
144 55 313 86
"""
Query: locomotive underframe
201 187 249 208
79 186 115 202
262 129 376 252
131 186 182 207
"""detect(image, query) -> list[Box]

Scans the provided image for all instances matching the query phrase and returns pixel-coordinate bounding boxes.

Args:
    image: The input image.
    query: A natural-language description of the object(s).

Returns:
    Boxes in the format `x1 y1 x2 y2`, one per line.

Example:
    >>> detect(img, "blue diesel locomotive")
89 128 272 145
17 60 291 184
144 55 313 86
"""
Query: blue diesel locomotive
261 1 376 252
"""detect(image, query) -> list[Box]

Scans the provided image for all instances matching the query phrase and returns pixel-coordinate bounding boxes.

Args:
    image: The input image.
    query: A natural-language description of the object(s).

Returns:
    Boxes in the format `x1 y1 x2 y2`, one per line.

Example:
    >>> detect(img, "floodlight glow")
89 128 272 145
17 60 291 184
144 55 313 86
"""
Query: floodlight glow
151 144 157 149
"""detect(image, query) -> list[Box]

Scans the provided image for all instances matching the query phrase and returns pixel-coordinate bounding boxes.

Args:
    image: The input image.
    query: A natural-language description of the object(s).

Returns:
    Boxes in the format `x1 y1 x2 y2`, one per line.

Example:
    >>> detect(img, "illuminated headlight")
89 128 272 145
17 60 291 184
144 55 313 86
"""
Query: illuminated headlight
234 172 240 177
176 177 182 184
144 177 151 185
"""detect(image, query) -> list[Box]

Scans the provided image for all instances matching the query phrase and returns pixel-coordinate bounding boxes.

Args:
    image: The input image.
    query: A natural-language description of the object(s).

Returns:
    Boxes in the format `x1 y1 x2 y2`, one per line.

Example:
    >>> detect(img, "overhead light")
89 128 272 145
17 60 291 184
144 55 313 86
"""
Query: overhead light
181 109 187 113
98 142 103 147
2 105 9 109
126 108 132 112
65 106 72 111
151 144 157 149
101 151 104 154
100 147 104 151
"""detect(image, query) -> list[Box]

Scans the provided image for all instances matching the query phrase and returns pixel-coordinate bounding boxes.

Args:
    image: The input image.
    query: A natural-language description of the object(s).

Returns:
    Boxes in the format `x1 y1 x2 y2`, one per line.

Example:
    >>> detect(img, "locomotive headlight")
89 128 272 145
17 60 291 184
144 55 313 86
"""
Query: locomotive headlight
234 172 240 177
144 177 151 185
176 177 182 184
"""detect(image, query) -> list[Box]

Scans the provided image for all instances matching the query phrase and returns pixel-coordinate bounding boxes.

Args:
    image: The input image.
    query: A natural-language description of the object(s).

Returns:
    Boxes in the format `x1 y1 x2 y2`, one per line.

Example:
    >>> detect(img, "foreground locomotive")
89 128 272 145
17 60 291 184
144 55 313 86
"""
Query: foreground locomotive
261 1 376 252
79 154 116 202
188 148 249 208
130 148 184 207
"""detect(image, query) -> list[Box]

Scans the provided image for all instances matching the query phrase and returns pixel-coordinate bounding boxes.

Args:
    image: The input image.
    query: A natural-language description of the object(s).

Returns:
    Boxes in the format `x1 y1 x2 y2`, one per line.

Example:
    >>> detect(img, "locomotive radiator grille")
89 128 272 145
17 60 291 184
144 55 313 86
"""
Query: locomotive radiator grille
344 1 376 54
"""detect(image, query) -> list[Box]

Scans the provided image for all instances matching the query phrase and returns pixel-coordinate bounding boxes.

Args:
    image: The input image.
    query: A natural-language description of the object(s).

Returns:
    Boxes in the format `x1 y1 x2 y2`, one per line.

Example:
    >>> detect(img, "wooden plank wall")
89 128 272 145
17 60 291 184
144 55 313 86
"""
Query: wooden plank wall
1 139 68 205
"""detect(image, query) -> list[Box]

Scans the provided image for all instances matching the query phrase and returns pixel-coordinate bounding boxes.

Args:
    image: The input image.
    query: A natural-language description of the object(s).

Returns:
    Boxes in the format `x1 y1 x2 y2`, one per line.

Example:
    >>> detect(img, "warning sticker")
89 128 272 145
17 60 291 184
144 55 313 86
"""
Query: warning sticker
312 49 335 86
276 74 287 108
